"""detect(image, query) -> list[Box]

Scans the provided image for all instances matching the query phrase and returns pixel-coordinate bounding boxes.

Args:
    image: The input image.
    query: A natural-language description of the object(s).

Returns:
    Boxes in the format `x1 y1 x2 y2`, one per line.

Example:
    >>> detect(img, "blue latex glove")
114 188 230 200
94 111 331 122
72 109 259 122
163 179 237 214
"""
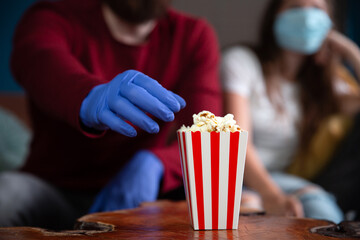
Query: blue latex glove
80 70 186 137
88 151 164 213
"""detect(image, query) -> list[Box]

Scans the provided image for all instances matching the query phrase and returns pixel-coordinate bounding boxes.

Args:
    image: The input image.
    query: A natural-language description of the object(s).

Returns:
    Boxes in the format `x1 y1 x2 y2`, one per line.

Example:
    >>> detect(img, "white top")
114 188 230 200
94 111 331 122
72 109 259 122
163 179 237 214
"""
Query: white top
221 46 301 171
221 46 350 172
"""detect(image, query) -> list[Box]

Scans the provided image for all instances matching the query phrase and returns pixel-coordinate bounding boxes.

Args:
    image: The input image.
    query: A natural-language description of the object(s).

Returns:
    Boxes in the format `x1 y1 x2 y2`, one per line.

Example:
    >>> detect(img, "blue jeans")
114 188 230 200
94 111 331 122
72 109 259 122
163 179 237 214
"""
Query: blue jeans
271 172 344 223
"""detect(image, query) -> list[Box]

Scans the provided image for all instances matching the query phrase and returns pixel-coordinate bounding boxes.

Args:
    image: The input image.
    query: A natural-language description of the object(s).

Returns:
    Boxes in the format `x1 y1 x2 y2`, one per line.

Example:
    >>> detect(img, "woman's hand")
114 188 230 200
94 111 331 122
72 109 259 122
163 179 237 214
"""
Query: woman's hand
323 30 360 115
316 30 360 79
326 30 359 60
263 193 304 217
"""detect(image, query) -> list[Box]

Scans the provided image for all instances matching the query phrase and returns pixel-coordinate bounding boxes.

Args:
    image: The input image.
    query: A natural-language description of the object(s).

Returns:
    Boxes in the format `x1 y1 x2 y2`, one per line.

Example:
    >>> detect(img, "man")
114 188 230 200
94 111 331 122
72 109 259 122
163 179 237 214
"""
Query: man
0 0 222 229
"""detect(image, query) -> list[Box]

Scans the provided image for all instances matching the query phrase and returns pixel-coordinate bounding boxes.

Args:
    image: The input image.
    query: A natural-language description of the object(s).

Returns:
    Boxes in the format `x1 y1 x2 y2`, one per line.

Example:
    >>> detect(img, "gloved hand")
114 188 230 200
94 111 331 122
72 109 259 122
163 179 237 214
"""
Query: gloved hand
80 70 186 137
88 150 164 213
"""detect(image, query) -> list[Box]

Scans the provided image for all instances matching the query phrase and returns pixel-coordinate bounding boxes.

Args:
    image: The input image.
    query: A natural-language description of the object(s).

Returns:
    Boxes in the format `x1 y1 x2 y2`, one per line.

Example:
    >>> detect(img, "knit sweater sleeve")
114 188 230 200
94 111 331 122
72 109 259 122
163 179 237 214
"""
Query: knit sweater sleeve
11 2 105 135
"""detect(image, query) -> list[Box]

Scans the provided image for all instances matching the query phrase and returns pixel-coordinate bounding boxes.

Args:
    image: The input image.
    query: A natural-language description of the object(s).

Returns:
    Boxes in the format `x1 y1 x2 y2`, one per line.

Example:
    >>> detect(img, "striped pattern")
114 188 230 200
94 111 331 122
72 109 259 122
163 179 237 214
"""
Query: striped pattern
177 131 248 230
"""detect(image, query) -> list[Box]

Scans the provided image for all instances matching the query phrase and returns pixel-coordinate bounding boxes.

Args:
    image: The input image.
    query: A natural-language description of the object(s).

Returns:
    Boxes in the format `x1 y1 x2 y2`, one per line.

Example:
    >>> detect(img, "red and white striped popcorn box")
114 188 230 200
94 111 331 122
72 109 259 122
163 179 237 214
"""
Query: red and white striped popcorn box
177 130 248 230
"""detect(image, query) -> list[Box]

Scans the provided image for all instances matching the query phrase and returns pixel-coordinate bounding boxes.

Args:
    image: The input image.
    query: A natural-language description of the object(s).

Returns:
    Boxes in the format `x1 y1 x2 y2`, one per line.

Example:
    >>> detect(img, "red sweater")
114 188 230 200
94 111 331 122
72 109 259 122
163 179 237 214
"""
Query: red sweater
11 0 222 193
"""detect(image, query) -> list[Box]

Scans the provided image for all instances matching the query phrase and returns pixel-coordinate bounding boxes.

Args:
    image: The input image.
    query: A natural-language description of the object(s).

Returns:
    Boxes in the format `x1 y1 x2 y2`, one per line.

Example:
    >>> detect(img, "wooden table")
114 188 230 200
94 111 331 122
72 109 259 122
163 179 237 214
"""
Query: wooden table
0 201 357 239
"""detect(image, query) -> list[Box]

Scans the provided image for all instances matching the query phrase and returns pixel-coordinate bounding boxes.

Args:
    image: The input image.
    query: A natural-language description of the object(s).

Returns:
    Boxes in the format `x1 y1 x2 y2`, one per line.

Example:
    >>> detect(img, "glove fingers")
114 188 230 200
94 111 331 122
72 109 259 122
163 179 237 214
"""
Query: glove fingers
132 73 182 112
99 110 137 137
121 83 175 122
169 91 186 109
109 97 160 134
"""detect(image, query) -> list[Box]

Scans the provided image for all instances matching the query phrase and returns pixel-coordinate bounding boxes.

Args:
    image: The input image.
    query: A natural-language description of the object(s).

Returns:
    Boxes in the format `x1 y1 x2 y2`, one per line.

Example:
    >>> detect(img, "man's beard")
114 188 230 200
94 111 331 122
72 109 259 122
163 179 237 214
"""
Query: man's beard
102 0 171 24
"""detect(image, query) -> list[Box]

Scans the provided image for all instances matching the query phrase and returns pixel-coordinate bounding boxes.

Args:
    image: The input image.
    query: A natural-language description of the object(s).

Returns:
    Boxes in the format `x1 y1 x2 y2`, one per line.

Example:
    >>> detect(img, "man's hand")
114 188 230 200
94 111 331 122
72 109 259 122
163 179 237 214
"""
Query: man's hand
80 70 186 137
88 151 164 213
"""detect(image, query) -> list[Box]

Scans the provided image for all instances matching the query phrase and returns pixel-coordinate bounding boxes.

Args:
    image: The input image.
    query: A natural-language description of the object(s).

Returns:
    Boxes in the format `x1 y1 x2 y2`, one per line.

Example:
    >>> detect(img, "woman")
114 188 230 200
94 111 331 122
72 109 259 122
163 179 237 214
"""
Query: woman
221 0 360 222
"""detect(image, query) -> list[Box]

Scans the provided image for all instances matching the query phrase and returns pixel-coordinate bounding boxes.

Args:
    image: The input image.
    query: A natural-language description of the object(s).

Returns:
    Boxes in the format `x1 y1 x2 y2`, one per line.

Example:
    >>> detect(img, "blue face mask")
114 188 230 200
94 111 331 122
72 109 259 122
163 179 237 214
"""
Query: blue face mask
274 8 332 54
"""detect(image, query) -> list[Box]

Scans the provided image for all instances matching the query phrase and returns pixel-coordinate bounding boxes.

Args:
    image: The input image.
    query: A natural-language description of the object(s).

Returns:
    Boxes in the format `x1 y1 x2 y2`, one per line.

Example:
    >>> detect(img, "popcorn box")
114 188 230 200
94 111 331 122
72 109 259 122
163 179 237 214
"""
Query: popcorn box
177 131 248 230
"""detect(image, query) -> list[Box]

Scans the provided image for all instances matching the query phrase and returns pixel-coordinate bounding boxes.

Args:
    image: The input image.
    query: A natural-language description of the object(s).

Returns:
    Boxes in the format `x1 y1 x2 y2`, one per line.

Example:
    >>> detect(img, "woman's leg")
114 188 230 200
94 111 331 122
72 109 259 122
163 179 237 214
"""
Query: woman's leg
271 172 344 223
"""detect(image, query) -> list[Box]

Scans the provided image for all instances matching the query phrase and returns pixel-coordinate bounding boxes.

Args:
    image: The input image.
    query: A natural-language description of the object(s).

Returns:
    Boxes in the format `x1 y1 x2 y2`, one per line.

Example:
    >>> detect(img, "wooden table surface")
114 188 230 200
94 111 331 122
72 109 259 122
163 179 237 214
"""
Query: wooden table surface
0 200 357 239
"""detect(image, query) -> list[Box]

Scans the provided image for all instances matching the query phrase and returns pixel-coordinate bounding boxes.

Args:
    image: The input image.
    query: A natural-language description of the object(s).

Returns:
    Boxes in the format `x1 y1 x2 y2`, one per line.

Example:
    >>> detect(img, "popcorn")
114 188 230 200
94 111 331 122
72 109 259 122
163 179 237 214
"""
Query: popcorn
179 110 241 132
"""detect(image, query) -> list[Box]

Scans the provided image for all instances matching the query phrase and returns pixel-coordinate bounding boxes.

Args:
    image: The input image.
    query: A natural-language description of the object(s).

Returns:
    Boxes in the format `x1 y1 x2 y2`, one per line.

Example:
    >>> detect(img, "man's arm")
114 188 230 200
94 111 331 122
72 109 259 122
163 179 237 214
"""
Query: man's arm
87 19 222 212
